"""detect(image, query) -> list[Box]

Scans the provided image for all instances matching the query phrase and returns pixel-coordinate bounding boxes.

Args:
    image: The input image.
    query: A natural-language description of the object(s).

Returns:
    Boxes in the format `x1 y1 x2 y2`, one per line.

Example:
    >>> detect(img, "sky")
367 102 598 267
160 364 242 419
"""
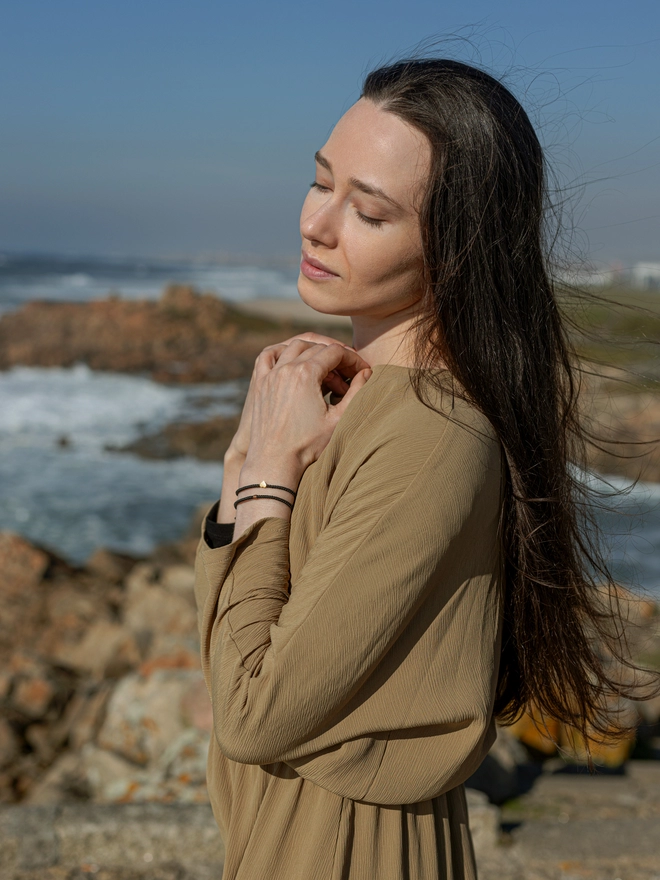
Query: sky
1 0 659 269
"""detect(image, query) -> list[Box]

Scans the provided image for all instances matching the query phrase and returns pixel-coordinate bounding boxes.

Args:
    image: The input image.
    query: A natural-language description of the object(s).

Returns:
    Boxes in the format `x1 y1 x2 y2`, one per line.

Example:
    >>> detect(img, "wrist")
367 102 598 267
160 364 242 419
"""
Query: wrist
239 455 305 493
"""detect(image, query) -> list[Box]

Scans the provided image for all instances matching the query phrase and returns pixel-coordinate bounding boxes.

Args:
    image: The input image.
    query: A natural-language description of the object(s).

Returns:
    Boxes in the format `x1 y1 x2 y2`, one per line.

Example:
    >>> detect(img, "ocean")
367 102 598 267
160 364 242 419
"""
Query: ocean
1 253 659 600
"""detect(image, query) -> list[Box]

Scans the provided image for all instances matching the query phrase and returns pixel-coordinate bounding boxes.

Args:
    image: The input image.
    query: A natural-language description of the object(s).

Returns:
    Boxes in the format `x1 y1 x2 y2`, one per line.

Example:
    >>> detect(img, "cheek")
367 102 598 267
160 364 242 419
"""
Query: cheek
346 227 422 287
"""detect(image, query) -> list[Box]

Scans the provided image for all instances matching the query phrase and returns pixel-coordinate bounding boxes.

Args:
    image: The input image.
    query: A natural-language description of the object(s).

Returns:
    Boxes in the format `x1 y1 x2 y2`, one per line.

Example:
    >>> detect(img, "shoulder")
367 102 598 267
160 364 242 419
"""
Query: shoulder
333 367 502 485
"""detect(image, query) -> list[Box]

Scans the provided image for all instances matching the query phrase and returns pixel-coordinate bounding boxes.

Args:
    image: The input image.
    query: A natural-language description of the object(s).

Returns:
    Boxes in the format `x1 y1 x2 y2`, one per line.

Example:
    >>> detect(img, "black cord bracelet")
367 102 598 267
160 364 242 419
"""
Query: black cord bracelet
236 481 297 498
233 494 294 511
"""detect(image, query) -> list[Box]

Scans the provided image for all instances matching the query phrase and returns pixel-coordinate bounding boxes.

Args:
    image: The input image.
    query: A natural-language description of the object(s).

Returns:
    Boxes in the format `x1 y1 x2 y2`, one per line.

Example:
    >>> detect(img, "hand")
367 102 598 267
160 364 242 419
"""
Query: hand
227 332 359 461
244 339 373 472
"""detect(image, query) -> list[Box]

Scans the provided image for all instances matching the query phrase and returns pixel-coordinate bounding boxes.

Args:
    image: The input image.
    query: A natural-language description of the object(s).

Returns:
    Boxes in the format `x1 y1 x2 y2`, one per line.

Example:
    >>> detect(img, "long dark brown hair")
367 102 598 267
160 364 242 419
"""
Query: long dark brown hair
361 56 660 766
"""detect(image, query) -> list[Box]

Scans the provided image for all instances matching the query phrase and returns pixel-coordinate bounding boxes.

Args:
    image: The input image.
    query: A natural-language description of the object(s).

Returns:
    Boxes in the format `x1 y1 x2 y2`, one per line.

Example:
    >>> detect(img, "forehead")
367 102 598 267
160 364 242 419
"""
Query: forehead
321 98 430 211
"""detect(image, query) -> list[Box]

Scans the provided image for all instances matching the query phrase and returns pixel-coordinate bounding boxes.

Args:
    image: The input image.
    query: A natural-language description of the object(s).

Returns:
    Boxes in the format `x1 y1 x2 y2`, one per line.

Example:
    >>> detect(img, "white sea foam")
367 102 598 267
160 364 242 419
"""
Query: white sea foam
0 366 241 562
0 365 243 450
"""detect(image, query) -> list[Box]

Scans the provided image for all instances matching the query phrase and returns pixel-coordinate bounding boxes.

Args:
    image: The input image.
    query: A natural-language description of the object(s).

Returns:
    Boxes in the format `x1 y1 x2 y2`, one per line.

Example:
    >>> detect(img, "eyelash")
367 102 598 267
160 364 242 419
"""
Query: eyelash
309 181 385 228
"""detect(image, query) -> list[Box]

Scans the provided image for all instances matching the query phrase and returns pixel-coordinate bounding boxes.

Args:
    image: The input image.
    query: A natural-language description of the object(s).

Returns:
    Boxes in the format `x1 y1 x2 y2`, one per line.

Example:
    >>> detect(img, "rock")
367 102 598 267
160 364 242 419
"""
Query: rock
64 684 113 751
637 690 660 725
23 751 88 804
465 787 501 859
465 725 540 805
181 677 213 734
10 673 56 720
0 534 50 663
161 564 196 600
51 620 141 680
0 671 11 702
85 548 139 583
583 386 660 483
0 720 20 770
139 642 201 677
24 724 57 763
0 533 49 596
124 585 197 639
125 561 159 595
159 728 210 787
0 285 325 384
97 669 203 766
80 744 142 801
113 413 242 462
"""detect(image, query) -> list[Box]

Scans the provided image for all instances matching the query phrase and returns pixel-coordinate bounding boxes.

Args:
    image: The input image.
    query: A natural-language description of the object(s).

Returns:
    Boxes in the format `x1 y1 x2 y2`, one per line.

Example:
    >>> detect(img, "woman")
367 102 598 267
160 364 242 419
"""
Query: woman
194 58 655 879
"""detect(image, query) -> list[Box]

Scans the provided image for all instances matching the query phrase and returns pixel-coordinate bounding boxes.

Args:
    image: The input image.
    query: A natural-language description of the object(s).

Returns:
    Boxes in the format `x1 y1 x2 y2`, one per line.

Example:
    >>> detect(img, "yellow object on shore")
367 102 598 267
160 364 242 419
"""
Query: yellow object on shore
506 701 638 768
558 722 635 768
506 706 561 756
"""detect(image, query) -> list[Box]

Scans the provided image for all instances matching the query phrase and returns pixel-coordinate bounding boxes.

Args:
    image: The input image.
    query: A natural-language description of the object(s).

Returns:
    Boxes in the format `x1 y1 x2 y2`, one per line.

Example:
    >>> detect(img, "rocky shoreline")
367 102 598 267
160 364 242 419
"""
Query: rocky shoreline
0 284 353 384
1 283 659 482
0 518 659 878
2 284 660 876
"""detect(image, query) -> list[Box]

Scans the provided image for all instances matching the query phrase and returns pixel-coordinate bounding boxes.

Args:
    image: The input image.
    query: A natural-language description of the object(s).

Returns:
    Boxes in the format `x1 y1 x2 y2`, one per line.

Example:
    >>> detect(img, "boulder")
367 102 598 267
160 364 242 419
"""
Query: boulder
22 752 88 805
465 725 540 805
84 548 139 584
10 672 57 721
160 564 196 600
0 533 49 596
0 535 49 663
465 787 501 859
62 683 113 752
51 620 141 680
124 584 197 639
97 669 203 766
0 720 20 770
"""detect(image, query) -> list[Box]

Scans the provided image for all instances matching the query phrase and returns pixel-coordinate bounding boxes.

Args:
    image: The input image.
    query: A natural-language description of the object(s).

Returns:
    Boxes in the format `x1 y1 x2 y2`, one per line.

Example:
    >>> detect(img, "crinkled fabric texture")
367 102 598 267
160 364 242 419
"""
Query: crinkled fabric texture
194 363 505 880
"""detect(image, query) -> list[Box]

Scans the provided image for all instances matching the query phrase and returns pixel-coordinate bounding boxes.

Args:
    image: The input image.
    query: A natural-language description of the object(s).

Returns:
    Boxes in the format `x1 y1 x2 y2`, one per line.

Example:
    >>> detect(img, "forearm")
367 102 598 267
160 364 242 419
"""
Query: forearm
216 446 247 525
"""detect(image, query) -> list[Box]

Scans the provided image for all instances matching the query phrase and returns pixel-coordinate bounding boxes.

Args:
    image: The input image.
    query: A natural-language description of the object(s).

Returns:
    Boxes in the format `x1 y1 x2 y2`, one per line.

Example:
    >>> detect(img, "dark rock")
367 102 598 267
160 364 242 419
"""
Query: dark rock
109 413 242 462
85 549 141 584
0 284 341 384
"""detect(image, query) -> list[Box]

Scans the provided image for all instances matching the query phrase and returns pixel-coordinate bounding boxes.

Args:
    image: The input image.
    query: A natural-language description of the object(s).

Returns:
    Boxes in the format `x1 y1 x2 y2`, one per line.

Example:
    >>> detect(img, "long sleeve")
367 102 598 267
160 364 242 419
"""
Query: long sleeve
194 399 504 803
203 502 235 547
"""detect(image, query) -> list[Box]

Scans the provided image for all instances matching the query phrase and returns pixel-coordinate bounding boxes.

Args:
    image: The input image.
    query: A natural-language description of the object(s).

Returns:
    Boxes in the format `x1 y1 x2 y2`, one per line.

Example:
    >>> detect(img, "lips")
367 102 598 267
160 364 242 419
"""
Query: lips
301 251 339 276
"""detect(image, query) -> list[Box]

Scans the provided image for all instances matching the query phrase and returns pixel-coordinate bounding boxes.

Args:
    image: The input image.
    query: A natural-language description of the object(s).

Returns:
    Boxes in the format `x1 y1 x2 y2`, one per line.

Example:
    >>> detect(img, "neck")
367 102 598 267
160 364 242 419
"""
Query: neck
350 307 420 369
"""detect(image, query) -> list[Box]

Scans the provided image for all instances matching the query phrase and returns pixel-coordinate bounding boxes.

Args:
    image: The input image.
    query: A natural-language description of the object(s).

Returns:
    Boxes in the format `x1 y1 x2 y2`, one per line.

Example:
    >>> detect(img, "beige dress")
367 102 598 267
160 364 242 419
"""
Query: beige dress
194 363 505 880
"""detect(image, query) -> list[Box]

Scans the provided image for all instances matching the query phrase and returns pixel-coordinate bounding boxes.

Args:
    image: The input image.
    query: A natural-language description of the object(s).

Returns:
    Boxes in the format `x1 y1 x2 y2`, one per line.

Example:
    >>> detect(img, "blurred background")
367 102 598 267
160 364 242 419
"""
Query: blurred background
2 3 660 877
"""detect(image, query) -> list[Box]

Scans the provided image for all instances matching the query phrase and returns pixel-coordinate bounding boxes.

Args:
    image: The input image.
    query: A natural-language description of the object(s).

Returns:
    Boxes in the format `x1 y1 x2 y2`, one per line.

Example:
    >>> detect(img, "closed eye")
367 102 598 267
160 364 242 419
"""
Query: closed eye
355 210 384 228
310 182 384 228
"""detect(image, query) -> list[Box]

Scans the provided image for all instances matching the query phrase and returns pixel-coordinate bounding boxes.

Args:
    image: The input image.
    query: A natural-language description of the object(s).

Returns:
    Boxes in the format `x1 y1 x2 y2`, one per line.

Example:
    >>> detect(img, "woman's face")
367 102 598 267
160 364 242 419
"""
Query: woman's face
299 98 431 319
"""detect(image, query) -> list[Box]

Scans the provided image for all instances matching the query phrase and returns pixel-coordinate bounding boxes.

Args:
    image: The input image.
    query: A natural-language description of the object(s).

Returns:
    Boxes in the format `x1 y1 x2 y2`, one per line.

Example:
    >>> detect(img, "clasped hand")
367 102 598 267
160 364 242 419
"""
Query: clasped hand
231 332 373 473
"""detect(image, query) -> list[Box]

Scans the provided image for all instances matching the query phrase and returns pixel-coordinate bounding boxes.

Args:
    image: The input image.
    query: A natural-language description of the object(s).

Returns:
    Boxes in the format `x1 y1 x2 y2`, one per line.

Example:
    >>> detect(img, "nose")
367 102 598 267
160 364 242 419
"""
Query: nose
300 192 339 249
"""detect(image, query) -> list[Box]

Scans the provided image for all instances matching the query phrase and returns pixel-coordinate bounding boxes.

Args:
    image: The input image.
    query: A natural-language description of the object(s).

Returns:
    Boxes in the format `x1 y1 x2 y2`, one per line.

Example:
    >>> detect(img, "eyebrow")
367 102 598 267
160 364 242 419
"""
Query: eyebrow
314 150 404 213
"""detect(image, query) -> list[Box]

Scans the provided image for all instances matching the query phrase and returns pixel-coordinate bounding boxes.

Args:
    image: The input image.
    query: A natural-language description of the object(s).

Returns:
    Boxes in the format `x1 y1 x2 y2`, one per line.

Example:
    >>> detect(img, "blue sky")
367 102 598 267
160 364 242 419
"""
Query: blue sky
1 0 658 267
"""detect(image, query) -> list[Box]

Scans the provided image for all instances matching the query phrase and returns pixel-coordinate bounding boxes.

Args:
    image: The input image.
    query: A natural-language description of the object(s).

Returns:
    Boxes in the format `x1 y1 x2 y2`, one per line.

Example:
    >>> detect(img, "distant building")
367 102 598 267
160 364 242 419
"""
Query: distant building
555 267 616 288
631 262 660 290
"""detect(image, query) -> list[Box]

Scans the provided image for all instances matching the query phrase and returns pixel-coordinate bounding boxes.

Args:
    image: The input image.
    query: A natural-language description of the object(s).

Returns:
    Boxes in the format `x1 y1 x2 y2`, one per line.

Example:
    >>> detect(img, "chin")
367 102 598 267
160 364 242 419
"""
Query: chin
297 276 351 317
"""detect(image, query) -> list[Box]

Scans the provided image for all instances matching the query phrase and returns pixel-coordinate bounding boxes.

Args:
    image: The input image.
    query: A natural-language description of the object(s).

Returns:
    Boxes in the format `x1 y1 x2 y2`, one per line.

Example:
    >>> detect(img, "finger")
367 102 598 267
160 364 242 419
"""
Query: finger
290 342 371 379
254 343 289 379
322 369 351 396
273 337 331 367
331 367 373 414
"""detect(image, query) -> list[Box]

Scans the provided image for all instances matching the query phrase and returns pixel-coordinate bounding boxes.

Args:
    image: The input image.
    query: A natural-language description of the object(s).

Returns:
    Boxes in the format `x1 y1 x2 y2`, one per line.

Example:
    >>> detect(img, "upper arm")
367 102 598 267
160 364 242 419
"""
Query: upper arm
200 411 502 764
